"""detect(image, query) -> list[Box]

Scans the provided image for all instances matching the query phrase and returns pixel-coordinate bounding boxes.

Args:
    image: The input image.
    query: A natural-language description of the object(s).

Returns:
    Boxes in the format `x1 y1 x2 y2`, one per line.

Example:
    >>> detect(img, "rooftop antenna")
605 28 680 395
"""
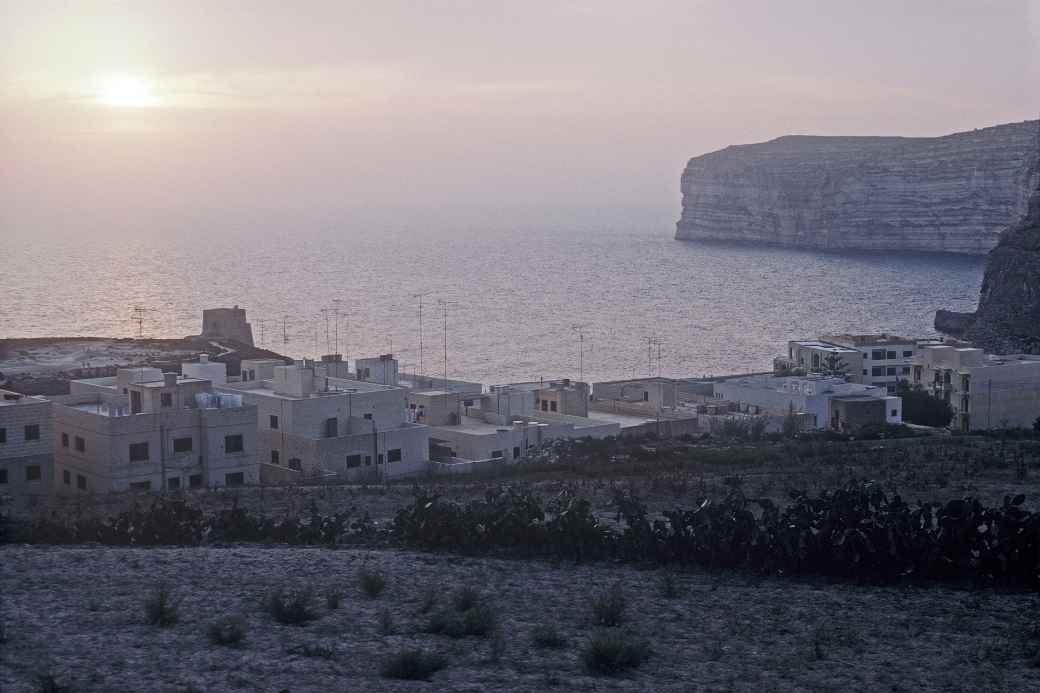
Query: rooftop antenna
130 305 153 338
438 299 457 390
332 298 342 357
320 308 331 354
412 292 433 376
282 315 289 345
572 324 586 384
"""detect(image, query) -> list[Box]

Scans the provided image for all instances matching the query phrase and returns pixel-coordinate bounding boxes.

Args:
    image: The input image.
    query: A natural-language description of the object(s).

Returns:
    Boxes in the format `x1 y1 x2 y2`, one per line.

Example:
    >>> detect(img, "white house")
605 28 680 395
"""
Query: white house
0 388 54 496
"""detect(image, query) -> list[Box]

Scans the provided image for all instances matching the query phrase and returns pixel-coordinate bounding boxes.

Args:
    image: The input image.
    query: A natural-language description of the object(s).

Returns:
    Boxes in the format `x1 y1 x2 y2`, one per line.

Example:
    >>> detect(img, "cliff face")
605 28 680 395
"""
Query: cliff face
676 120 1039 254
936 144 1040 353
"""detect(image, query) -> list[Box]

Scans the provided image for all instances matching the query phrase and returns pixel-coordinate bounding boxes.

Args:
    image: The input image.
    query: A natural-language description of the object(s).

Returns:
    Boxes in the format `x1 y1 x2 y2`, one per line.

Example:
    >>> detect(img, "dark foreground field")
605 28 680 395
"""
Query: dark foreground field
2 545 1039 693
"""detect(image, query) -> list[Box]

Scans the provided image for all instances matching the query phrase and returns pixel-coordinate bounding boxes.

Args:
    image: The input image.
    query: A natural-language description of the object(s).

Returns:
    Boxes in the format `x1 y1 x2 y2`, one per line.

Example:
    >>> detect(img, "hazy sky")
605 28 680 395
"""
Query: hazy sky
2 0 1038 235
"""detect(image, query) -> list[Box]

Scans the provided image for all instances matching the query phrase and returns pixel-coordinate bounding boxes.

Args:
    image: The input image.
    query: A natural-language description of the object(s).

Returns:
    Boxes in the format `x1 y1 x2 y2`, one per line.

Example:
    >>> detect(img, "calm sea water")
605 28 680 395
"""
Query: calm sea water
1 224 984 384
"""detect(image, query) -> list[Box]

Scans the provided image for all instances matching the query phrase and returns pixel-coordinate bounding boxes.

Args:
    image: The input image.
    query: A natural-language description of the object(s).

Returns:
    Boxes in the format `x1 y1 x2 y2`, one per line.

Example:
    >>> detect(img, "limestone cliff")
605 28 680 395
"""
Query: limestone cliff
936 139 1040 354
676 120 1039 254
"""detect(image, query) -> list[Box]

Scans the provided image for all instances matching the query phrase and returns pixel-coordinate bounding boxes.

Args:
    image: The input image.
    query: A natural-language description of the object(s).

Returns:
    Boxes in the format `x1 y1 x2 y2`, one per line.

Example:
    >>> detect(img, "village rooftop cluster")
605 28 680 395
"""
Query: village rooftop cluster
2 308 1040 497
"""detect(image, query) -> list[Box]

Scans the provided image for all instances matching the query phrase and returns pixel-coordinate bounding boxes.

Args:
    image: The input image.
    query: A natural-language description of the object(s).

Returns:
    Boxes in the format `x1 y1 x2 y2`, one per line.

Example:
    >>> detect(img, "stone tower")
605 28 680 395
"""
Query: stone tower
200 306 254 346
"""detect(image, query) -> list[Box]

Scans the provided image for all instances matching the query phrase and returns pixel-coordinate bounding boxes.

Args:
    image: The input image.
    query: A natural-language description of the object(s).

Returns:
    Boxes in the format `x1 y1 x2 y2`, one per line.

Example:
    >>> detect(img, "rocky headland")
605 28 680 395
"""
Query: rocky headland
935 137 1040 353
676 120 1039 254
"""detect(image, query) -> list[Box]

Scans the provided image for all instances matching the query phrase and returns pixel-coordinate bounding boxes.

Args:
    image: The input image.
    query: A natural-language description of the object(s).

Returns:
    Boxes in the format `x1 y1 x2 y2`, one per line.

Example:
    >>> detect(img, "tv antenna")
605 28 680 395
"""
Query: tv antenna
130 306 153 338
412 292 433 376
572 324 587 384
438 299 457 389
282 315 290 345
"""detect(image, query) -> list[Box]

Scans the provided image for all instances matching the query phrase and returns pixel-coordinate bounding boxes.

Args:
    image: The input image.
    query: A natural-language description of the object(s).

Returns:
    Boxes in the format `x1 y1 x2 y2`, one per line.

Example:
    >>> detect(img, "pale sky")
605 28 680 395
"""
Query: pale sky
2 0 1038 235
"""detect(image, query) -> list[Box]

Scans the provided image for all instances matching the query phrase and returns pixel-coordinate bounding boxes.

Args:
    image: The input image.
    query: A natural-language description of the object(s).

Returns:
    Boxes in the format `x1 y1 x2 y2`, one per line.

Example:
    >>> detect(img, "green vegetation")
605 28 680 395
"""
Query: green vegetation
591 583 627 627
531 623 568 649
359 569 386 598
897 382 954 427
143 585 179 627
427 588 497 638
380 649 448 681
581 630 652 675
207 615 246 646
264 587 318 625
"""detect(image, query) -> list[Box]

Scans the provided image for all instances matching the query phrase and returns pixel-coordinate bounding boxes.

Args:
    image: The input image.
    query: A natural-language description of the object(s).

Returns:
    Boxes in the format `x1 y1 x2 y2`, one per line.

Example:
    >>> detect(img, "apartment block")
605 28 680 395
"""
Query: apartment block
0 389 54 496
219 363 430 481
54 370 258 493
912 346 1040 432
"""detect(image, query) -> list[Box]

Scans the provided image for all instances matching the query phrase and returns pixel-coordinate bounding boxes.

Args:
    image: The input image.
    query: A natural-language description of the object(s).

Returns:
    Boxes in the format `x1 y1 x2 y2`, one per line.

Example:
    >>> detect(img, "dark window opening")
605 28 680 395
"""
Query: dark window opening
225 472 245 487
871 350 885 360
387 448 402 463
77 474 87 490
167 477 181 490
173 437 193 454
0 428 5 444
63 469 71 485
161 392 173 407
491 450 504 459
75 436 85 452
271 450 280 465
513 446 521 459
549 401 557 412
61 433 69 448
24 424 40 441
288 458 302 471
346 454 362 468
130 480 151 491
269 415 279 429
903 350 913 358
886 351 897 360
0 469 7 484
324 417 338 437
364 456 371 466
189 474 203 489
129 442 150 462
225 434 244 453
363 413 373 420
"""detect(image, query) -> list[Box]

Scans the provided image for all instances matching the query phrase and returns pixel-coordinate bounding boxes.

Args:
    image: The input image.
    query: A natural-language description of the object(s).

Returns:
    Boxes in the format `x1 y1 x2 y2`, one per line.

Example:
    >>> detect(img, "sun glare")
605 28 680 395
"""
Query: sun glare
95 74 158 108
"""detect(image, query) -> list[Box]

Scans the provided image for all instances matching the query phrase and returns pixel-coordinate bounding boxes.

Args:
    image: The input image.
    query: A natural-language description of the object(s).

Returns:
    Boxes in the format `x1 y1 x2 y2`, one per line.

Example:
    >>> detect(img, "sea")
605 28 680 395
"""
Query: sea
1 222 985 385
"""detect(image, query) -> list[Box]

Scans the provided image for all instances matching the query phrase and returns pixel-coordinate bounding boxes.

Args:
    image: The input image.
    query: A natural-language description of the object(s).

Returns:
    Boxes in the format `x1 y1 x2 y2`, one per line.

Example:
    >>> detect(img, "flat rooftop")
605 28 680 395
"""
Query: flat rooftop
825 333 914 347
0 389 48 407
225 378 396 400
792 340 859 353
432 416 517 436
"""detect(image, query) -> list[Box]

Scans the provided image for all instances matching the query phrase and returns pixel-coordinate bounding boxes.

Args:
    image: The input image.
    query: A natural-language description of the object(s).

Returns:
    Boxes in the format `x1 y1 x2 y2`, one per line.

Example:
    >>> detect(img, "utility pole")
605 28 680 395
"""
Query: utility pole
413 292 432 376
438 299 457 390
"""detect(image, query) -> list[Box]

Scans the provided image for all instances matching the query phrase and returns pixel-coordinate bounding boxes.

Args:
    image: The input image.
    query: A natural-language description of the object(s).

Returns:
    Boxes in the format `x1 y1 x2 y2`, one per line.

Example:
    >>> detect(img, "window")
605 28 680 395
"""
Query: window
862 370 868 376
75 436 85 452
886 384 897 394
550 401 557 412
173 437 193 454
0 428 5 444
387 448 402 463
130 390 142 414
886 367 896 376
901 366 911 375
871 349 885 360
903 350 913 358
0 469 6 484
871 366 885 377
25 465 41 481
811 353 821 369
225 472 245 487
886 351 897 360
271 450 280 465
346 454 362 468
130 480 151 491
24 424 40 441
77 474 87 490
189 474 203 489
63 469 71 485
377 454 384 464
363 413 373 420
513 446 521 459
364 456 372 466
161 392 173 408
642 391 649 401
289 458 302 471
225 434 244 453
167 477 180 490
491 450 504 459
541 401 548 411
891 409 898 417
324 417 338 437
129 442 150 462
61 433 69 448
269 415 279 429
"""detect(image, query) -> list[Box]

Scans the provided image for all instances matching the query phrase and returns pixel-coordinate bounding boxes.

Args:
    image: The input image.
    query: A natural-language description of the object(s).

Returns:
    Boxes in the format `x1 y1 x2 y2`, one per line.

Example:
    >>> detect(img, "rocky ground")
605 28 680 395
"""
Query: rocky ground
1 545 1039 693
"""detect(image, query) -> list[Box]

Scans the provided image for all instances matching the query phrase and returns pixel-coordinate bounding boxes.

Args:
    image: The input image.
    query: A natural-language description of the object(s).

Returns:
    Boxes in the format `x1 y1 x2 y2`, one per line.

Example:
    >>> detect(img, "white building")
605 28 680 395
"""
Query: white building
181 353 227 385
780 334 943 393
0 388 54 496
54 369 259 493
219 363 430 481
714 375 902 431
912 346 1040 432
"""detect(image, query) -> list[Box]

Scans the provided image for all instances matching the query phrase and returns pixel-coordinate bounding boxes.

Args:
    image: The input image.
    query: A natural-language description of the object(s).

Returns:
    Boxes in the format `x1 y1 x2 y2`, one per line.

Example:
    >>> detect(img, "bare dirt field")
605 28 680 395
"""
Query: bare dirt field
2 545 1039 693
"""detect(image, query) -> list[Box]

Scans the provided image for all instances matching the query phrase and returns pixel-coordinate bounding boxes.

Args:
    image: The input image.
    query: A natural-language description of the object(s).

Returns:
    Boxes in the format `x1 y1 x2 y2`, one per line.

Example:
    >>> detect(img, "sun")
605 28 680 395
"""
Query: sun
95 74 158 108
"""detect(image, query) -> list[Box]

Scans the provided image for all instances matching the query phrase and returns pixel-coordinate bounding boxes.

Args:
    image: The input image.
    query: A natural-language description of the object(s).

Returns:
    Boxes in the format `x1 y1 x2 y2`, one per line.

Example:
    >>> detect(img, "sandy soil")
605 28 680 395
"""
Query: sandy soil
2 545 1038 693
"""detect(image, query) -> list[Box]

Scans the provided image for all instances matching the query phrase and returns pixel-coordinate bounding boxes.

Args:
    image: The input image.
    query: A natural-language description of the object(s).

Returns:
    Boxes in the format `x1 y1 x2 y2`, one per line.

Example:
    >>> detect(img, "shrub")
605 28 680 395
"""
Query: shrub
591 583 626 627
581 631 652 675
531 623 567 649
265 587 318 625
378 608 394 635
290 641 336 659
326 590 342 610
33 674 70 693
359 570 386 598
207 615 246 646
452 586 480 612
427 602 497 638
144 585 179 627
659 572 681 599
380 649 448 681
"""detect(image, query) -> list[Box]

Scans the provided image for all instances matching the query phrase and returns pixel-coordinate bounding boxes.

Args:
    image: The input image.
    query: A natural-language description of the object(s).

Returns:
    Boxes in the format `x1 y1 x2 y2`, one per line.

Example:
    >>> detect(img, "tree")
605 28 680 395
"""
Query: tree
896 382 953 428
821 352 849 379
1033 415 1040 434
